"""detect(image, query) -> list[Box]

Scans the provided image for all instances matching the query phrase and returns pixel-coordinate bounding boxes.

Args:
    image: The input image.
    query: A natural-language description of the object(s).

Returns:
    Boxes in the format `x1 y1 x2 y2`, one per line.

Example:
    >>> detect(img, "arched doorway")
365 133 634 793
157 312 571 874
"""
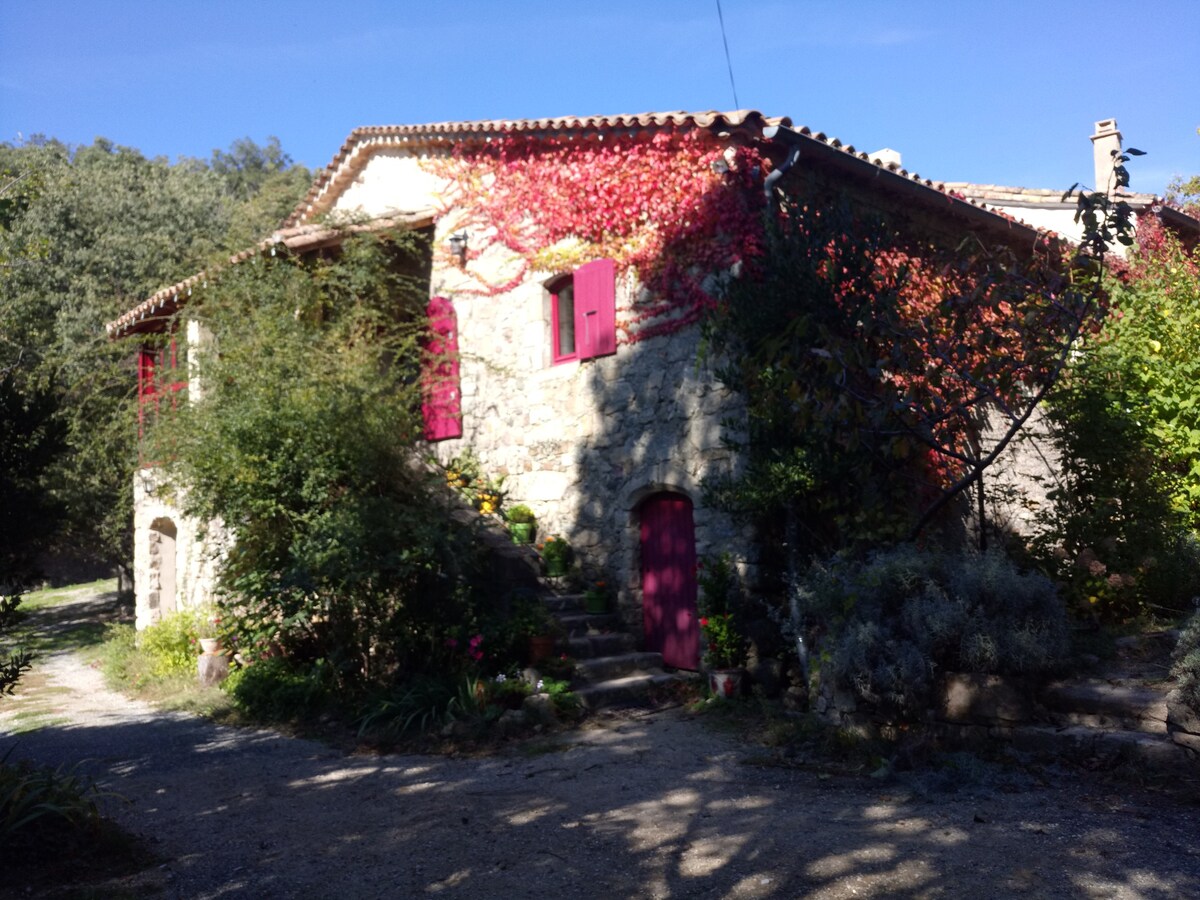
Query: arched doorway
149 518 177 617
640 493 699 670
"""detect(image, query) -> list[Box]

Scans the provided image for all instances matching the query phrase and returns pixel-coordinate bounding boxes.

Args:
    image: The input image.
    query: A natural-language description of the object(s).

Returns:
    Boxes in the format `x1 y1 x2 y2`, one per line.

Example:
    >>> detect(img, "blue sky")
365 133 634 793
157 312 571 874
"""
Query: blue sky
2 1 1196 196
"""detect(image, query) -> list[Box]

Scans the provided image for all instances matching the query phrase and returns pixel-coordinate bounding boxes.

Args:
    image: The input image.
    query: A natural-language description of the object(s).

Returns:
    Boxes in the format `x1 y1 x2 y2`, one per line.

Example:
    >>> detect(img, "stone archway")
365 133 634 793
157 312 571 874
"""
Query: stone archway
148 517 178 619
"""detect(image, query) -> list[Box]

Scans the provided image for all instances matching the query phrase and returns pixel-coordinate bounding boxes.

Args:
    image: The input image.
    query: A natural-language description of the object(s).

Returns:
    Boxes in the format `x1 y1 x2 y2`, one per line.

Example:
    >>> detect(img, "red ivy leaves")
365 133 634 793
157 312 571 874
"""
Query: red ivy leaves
423 129 767 342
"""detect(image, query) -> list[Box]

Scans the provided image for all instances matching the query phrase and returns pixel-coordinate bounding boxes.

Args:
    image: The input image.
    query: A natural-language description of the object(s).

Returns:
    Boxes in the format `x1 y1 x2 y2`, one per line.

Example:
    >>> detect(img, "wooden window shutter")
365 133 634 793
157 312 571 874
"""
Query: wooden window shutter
573 258 616 360
422 296 463 441
137 347 157 402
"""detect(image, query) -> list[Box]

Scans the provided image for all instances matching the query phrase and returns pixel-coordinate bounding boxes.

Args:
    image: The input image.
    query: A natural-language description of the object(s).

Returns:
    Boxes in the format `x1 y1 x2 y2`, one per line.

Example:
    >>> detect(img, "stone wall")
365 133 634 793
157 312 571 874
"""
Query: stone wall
979 404 1063 540
423 271 753 631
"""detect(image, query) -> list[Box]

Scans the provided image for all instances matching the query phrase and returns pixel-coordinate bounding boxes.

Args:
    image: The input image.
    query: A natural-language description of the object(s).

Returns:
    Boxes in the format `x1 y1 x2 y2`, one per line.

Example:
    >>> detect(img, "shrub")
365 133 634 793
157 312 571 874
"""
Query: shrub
0 751 103 845
1171 611 1200 714
813 545 1069 716
222 656 334 722
136 607 211 678
0 595 33 697
357 675 486 738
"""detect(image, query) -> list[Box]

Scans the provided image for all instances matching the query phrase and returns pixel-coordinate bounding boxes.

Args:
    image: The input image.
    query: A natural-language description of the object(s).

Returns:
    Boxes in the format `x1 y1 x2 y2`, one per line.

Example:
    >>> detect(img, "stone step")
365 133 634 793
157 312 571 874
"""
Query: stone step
558 612 623 637
541 593 586 614
573 672 690 710
567 631 636 660
1007 724 1193 773
1040 680 1169 735
573 651 665 685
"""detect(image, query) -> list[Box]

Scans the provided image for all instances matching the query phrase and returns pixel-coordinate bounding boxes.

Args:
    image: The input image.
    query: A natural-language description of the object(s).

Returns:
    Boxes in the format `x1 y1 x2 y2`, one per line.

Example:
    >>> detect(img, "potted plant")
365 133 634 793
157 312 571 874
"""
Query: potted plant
697 553 747 697
539 535 571 577
443 449 480 492
506 504 537 544
527 608 564 664
474 475 504 516
505 594 563 665
584 580 609 615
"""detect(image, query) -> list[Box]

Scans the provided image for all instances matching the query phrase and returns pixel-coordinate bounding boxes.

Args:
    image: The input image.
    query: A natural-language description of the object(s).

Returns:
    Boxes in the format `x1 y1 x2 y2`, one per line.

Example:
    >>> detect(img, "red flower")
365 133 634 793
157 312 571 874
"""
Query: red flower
699 617 709 627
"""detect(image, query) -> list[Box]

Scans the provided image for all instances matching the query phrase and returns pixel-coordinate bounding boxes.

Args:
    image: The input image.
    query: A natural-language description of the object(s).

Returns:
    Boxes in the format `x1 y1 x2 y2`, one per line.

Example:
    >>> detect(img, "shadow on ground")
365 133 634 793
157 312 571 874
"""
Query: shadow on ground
4 698 1199 899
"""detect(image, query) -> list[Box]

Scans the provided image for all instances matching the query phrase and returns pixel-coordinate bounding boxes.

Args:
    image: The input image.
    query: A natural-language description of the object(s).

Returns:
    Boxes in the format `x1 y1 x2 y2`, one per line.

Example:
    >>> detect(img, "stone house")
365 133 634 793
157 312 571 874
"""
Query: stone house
107 109 1064 668
944 118 1200 250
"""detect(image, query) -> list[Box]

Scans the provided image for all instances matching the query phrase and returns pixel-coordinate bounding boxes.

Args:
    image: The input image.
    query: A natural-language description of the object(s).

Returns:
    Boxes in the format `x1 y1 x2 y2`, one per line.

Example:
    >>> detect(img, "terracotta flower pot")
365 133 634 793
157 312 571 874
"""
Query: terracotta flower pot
528 634 557 664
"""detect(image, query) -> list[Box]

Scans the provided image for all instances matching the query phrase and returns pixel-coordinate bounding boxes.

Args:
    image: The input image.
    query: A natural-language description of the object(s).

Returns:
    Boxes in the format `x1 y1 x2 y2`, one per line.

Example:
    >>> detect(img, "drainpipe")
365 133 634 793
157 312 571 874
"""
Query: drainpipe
762 128 806 695
763 144 802 205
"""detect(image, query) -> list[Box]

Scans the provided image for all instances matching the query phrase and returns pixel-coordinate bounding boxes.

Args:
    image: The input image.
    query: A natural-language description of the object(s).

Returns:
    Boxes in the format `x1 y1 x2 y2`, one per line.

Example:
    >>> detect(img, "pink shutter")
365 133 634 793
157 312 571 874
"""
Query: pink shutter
573 258 616 360
422 296 463 441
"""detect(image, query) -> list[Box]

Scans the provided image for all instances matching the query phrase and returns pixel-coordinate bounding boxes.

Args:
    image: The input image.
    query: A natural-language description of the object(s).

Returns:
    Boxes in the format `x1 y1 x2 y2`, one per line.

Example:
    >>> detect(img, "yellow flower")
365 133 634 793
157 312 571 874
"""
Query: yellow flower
1149 339 1162 353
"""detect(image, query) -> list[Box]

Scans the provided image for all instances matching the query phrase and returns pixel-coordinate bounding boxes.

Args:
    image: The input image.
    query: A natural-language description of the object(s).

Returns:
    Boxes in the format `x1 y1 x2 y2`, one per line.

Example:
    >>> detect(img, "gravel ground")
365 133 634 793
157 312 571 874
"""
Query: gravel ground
3 590 1200 899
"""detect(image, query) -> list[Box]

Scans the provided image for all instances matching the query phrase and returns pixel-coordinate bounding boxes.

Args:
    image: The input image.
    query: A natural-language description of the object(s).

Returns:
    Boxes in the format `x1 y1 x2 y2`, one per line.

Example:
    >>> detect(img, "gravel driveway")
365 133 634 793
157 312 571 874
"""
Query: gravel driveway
3 590 1200 899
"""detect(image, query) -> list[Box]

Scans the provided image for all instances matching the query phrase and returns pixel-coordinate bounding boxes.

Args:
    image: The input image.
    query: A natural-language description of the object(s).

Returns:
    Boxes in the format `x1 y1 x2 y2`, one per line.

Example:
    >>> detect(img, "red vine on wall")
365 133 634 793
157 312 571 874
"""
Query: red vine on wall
422 129 767 342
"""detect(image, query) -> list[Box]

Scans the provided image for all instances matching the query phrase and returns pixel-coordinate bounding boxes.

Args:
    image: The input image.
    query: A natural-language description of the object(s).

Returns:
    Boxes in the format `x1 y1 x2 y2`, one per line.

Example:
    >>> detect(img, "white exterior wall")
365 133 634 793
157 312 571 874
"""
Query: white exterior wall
132 468 224 630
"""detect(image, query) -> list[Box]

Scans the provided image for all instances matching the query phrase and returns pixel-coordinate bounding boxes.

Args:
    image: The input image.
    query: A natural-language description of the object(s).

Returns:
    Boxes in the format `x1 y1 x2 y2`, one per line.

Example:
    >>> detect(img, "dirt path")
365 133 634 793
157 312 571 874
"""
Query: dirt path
3 591 1200 899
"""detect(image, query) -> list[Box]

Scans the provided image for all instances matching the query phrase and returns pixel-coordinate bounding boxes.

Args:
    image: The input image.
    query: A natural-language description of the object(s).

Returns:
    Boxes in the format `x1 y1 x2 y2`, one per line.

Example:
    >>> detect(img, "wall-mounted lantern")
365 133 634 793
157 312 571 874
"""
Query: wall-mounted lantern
447 231 469 265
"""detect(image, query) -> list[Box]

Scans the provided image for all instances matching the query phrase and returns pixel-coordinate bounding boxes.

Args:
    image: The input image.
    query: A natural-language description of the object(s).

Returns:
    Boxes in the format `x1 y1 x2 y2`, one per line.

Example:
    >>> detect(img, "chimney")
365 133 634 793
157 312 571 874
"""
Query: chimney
1091 118 1122 196
870 148 902 170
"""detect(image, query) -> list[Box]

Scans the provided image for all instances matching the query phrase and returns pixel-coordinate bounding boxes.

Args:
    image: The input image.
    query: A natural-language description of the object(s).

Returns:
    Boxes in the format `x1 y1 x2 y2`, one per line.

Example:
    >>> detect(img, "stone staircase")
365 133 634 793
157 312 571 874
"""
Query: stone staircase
1011 631 1195 773
538 583 691 709
444 491 691 710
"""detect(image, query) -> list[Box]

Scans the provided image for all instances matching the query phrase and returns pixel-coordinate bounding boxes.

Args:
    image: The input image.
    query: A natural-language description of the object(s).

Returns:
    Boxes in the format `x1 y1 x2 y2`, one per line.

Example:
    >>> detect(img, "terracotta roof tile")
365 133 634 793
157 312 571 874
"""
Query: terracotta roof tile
111 109 1075 337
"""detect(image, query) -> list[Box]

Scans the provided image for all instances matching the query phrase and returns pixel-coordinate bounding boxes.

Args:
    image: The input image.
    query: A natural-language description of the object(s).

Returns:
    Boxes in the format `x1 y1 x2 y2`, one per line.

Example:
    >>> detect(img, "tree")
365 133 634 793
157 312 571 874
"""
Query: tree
1037 212 1200 620
0 136 309 581
707 203 1096 556
1166 128 1200 215
154 229 491 691
705 153 1139 561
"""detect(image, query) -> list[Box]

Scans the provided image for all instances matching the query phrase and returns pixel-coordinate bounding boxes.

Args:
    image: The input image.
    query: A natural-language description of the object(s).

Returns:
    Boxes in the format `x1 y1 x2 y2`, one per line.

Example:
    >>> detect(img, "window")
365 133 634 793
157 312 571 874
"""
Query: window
550 258 616 364
422 296 463 441
550 277 576 362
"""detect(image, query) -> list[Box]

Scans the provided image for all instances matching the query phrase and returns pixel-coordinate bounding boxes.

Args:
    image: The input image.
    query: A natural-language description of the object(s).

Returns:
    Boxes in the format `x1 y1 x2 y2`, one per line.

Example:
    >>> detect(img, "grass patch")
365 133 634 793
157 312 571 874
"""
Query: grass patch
18 578 119 611
96 622 236 719
4 712 71 735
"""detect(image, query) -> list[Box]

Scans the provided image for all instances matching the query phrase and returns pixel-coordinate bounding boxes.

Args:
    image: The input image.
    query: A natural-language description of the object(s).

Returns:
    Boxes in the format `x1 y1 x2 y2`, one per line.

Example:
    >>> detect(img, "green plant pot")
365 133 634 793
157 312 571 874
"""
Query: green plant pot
544 558 568 577
510 522 535 544
585 594 608 615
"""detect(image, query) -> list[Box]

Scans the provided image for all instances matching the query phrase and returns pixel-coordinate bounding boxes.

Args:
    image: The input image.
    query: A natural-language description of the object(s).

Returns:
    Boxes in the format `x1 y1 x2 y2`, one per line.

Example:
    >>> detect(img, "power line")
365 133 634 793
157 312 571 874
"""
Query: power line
715 0 741 110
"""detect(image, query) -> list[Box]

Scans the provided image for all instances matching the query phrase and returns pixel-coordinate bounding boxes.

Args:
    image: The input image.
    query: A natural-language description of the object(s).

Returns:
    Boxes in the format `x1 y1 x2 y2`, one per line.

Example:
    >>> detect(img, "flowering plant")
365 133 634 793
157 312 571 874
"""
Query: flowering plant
697 553 745 669
698 613 743 670
584 580 609 614
442 449 480 491
539 535 570 564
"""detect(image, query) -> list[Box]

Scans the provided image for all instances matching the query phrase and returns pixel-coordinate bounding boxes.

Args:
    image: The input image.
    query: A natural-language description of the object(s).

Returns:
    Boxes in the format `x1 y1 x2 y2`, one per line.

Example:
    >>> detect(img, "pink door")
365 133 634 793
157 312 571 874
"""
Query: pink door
641 493 699 670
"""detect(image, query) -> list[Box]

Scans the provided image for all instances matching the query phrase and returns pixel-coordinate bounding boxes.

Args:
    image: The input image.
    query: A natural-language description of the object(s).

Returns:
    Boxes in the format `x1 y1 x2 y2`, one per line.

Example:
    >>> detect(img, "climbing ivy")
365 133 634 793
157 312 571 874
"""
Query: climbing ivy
422 129 766 341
